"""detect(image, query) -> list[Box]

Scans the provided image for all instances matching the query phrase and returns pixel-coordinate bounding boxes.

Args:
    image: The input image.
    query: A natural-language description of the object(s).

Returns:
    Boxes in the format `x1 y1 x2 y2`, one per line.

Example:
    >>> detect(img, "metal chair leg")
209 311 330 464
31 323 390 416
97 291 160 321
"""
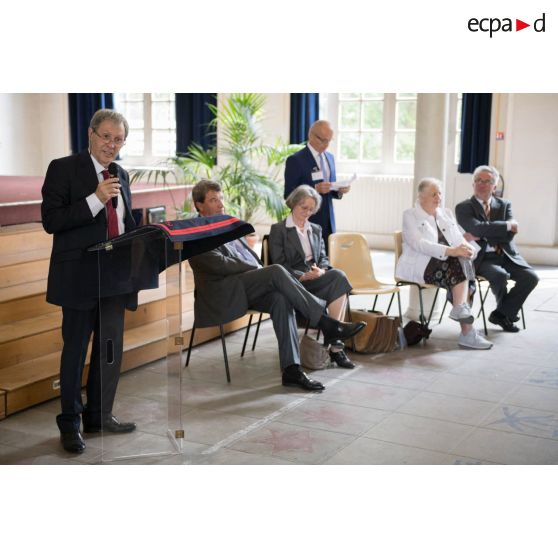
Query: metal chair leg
386 292 395 315
417 287 425 327
241 314 253 357
219 324 231 383
251 313 263 351
477 281 490 319
477 278 488 336
426 288 439 327
396 291 403 323
347 297 355 351
439 298 448 324
372 294 378 312
185 324 196 367
520 306 526 329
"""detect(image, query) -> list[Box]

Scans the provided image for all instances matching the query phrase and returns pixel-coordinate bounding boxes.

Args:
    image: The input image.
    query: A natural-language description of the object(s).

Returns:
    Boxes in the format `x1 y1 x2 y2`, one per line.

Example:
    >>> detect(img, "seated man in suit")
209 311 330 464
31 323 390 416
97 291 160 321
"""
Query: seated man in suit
455 165 539 332
284 120 350 249
187 180 365 391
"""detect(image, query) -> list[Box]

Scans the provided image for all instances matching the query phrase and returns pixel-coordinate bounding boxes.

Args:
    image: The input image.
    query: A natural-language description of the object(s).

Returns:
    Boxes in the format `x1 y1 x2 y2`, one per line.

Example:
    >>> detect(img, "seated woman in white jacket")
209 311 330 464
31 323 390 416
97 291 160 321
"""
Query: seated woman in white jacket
396 177 492 350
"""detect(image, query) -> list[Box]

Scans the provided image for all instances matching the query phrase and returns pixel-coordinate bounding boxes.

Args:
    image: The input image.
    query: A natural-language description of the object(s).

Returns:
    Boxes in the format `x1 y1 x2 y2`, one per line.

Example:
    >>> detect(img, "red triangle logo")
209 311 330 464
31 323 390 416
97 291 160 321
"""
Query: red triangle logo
516 19 530 31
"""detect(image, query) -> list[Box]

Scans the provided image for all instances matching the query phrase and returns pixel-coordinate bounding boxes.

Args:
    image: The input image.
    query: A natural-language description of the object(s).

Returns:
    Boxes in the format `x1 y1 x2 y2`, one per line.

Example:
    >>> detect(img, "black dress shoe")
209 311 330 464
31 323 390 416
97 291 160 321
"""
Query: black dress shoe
330 350 356 369
282 369 325 391
60 431 86 453
318 316 366 346
488 310 520 332
83 415 137 434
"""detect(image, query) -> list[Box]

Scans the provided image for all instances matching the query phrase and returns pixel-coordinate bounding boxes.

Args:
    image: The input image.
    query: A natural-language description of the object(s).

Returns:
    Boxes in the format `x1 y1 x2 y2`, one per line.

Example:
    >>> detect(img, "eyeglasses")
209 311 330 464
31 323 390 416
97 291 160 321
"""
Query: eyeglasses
474 178 495 185
93 129 126 147
312 132 332 145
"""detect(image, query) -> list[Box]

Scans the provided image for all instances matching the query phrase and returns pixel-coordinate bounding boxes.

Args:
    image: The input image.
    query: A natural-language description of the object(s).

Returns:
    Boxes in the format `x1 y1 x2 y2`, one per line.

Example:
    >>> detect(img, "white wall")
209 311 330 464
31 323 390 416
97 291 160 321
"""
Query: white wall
444 93 558 265
0 93 70 176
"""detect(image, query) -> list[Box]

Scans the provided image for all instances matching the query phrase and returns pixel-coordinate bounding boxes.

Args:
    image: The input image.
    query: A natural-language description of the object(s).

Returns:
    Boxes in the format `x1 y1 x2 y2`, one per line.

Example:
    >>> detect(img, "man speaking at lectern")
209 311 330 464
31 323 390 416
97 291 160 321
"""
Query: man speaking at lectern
41 109 137 454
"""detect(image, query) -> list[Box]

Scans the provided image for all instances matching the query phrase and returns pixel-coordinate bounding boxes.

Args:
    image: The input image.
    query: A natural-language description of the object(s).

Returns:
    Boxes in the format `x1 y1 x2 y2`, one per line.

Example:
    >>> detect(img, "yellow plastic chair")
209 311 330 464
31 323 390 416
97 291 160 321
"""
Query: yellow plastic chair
329 232 402 321
393 230 440 328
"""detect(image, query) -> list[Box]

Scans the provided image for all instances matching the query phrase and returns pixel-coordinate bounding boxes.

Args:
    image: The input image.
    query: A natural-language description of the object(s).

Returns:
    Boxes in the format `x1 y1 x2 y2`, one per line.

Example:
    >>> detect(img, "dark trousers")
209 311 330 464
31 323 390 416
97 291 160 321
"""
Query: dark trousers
57 295 127 433
477 253 539 320
238 265 326 369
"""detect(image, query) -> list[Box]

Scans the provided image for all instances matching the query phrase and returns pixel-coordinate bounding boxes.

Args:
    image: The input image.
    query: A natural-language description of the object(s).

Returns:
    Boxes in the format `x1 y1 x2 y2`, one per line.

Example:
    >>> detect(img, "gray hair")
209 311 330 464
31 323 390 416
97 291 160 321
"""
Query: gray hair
192 179 222 208
308 119 332 138
285 185 322 214
90 109 129 139
417 177 443 195
472 165 500 184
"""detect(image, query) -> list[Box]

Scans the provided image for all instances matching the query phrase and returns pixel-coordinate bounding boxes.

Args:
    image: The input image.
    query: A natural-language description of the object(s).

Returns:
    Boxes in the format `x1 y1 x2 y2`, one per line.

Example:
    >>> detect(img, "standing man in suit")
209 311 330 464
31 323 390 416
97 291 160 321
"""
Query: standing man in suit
42 109 137 453
455 165 539 333
188 180 365 392
284 120 350 249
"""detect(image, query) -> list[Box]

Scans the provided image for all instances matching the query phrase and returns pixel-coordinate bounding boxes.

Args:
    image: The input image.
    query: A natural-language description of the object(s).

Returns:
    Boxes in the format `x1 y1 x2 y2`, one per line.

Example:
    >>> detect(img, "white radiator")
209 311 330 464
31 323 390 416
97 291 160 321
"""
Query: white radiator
334 175 414 248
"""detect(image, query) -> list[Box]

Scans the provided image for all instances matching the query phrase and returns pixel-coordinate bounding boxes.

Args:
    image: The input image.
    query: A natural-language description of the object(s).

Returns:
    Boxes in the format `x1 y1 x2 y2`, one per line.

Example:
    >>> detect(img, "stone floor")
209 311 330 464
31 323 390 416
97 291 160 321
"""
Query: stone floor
1 252 557 465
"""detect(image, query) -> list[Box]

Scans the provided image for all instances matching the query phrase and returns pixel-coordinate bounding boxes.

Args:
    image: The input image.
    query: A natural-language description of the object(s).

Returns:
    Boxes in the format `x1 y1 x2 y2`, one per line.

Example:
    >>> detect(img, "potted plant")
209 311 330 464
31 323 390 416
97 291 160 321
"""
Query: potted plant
175 93 302 223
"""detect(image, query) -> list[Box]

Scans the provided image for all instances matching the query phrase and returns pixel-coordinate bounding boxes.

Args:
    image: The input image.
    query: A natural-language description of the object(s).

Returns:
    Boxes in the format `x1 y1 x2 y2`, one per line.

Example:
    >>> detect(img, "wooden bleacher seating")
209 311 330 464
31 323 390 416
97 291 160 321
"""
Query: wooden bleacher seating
0 223 257 419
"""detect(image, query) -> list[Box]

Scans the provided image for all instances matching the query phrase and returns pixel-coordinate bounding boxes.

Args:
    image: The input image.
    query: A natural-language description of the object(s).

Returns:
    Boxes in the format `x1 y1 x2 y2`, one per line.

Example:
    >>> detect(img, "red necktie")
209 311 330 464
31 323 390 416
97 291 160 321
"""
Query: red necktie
102 169 119 239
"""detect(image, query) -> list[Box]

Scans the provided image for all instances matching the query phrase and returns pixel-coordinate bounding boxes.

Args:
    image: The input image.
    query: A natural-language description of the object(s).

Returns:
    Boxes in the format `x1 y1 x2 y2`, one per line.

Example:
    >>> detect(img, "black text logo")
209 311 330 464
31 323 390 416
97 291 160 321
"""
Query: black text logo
468 13 546 37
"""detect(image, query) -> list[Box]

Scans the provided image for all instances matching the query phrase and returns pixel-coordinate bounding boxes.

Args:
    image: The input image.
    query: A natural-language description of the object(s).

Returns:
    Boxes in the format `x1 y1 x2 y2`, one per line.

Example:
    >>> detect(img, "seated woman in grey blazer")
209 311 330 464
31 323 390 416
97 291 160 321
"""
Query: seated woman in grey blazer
396 177 492 350
269 185 355 368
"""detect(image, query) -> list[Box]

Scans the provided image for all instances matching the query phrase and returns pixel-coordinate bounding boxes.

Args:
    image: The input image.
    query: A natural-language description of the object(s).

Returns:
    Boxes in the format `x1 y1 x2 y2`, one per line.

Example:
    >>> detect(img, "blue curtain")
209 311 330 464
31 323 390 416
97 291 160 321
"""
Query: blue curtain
175 93 217 155
458 93 492 173
290 93 319 144
68 93 114 154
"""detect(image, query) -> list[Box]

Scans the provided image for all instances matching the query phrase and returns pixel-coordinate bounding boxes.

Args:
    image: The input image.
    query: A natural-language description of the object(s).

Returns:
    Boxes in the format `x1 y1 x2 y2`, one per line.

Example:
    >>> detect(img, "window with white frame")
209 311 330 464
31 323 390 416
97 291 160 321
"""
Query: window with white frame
321 93 417 175
114 93 176 165
454 93 463 164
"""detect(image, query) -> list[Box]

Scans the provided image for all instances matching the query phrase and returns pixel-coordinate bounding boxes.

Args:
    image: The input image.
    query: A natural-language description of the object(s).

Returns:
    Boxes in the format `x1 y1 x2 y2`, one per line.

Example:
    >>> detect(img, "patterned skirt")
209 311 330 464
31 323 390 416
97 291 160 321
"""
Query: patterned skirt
423 256 475 290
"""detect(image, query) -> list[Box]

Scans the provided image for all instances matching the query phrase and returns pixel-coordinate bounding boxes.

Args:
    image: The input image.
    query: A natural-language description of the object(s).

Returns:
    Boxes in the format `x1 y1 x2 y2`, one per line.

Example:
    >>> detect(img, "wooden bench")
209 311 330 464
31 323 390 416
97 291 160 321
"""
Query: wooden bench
0 223 266 419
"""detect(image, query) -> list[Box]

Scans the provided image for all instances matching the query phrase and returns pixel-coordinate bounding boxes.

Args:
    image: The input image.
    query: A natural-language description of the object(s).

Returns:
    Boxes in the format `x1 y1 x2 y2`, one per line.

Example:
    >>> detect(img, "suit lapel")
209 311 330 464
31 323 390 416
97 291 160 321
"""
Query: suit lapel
77 150 100 197
309 225 320 263
238 237 263 265
470 196 488 221
286 226 307 264
302 146 320 182
490 197 503 220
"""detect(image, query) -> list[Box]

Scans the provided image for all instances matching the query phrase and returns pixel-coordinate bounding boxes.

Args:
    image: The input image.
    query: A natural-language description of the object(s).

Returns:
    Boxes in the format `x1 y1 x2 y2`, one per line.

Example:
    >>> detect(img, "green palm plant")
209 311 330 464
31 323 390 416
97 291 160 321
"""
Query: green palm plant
174 93 303 222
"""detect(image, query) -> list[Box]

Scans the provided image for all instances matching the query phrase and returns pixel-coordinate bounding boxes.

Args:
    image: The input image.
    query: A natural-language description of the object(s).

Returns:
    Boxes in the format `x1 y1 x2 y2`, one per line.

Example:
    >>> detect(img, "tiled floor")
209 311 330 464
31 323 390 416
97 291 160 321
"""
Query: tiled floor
1 252 557 465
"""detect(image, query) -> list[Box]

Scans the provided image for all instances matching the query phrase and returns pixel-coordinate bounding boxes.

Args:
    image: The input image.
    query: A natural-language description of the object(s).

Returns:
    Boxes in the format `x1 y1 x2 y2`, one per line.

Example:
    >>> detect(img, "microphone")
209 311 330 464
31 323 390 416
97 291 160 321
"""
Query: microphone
108 162 119 209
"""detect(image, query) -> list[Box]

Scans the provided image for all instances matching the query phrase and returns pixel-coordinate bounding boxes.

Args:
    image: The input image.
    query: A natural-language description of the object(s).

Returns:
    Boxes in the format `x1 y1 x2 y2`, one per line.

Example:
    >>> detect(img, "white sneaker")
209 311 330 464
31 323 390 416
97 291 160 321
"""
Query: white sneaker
449 303 474 324
458 329 493 350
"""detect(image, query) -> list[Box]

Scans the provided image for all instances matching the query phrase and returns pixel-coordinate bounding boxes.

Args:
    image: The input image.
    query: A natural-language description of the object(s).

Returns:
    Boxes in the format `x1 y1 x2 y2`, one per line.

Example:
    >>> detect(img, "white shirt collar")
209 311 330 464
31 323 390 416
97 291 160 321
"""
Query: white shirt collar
475 195 493 206
308 142 328 166
90 152 106 175
286 213 311 233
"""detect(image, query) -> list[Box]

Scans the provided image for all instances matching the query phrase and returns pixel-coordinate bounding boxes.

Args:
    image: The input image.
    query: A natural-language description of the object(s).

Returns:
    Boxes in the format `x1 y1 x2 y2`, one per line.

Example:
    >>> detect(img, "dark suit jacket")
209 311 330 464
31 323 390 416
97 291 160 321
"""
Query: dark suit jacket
268 220 330 280
284 146 340 236
188 240 262 328
41 150 137 310
455 196 529 270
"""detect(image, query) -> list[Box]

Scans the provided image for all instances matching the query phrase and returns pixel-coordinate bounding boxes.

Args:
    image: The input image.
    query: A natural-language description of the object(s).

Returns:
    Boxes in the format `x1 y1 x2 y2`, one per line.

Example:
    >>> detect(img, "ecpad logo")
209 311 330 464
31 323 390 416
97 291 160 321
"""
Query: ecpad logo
468 12 546 37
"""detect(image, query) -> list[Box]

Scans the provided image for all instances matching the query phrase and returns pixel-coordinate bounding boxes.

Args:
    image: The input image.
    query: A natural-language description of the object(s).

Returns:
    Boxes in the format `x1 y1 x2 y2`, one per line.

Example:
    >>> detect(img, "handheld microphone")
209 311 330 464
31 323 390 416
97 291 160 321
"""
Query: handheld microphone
108 162 119 209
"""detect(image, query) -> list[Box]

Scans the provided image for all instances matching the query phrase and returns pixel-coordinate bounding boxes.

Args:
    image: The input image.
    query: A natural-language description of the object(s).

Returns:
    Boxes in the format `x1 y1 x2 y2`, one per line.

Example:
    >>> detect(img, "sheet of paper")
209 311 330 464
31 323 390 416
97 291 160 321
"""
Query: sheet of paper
330 173 357 191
